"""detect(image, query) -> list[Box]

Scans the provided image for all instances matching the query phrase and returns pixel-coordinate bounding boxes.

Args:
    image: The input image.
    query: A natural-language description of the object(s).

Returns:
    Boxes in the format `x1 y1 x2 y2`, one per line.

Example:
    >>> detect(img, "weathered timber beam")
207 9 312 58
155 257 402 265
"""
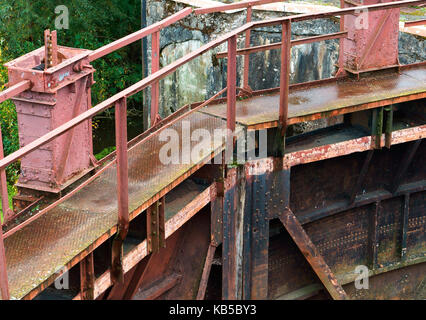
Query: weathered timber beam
349 150 374 204
391 140 421 193
278 208 348 300
197 244 217 300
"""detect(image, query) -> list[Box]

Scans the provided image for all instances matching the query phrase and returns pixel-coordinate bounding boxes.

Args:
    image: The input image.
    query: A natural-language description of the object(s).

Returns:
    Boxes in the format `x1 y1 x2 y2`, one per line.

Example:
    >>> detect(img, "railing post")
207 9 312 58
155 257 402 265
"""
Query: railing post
111 97 129 284
0 125 10 300
243 7 252 90
336 0 347 77
227 35 237 165
0 125 11 222
150 31 160 127
227 35 237 134
279 20 291 137
0 229 8 300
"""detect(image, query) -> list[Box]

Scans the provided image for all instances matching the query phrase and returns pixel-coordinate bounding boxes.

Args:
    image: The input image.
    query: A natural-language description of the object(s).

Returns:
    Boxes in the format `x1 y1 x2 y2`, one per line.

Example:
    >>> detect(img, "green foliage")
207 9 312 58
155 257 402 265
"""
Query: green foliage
0 184 17 222
0 0 142 184
95 146 116 161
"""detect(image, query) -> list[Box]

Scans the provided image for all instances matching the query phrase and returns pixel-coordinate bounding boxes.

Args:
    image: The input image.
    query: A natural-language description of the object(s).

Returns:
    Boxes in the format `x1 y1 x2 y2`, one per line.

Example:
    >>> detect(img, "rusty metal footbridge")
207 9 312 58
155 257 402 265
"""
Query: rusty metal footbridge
0 0 425 300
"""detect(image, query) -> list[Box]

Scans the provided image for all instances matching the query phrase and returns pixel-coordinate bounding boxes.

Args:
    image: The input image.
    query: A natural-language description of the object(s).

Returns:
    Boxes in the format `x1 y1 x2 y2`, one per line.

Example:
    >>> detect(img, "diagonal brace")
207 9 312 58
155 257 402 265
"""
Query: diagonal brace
278 208 348 300
349 149 374 204
391 140 421 193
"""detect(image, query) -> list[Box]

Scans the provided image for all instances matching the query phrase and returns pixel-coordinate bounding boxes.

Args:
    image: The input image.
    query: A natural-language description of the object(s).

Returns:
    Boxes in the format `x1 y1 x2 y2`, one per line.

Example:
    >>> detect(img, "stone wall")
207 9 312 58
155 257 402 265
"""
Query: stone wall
146 0 425 118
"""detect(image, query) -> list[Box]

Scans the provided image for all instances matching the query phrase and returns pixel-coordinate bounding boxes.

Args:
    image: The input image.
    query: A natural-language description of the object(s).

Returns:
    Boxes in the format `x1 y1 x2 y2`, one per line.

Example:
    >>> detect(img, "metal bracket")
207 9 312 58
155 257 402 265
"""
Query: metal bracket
147 197 166 254
372 107 384 149
384 105 394 149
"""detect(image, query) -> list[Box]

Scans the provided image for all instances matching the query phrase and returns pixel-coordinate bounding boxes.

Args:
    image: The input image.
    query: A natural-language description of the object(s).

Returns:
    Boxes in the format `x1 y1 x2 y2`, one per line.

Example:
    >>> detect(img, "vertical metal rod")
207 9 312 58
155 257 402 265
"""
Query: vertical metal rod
279 21 291 137
150 31 160 127
0 229 9 300
141 0 149 131
111 98 129 284
337 0 346 76
243 7 252 89
0 125 10 221
227 36 237 134
0 125 9 299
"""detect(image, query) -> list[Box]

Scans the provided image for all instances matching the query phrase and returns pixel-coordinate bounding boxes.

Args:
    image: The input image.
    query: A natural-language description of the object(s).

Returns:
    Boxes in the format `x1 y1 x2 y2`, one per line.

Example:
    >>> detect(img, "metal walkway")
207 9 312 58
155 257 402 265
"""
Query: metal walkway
201 66 426 129
4 111 228 299
0 0 425 301
5 65 426 299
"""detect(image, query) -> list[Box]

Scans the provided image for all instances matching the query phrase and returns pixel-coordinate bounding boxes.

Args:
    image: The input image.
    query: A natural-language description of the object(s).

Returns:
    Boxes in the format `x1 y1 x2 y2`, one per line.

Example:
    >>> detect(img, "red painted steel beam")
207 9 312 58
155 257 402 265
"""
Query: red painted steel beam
0 230 9 300
0 126 9 299
0 80 31 104
404 19 426 27
216 31 348 58
111 97 130 284
88 8 192 62
0 125 12 222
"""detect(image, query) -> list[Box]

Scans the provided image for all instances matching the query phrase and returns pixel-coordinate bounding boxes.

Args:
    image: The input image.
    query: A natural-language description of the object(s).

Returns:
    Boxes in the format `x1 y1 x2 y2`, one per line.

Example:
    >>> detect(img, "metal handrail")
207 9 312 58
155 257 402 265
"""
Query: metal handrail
0 0 423 299
0 0 423 171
